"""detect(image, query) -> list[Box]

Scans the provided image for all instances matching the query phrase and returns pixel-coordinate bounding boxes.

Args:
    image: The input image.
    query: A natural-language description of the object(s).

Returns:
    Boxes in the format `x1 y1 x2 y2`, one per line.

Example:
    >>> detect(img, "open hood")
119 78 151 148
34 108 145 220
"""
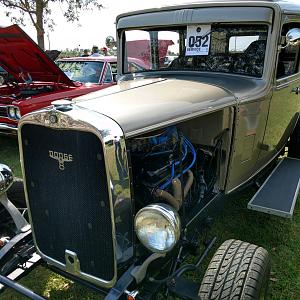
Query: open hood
0 25 75 86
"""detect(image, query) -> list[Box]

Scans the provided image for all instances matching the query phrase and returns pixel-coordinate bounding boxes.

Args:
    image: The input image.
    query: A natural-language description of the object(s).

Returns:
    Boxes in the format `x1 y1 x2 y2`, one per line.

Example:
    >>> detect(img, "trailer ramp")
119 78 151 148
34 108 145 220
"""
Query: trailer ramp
248 157 300 218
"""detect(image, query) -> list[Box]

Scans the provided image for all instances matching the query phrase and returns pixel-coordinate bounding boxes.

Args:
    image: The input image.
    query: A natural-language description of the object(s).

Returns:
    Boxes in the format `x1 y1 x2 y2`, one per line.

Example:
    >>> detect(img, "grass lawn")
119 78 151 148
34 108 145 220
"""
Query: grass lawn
0 136 22 178
0 136 299 299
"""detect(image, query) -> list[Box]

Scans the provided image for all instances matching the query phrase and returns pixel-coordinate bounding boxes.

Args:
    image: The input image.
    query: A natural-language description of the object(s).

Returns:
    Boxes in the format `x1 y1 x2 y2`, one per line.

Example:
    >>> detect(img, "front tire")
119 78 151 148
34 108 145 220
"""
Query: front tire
199 239 270 300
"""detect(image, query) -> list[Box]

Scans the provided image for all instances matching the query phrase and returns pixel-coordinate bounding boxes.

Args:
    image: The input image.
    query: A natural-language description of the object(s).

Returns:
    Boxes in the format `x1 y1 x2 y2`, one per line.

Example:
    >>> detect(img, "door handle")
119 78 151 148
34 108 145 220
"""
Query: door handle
292 87 300 94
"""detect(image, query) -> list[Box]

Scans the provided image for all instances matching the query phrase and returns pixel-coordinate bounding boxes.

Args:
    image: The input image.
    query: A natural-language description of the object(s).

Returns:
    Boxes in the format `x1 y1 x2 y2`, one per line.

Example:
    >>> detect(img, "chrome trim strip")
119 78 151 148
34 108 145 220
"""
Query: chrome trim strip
276 73 300 90
248 203 293 218
0 123 18 136
18 105 133 289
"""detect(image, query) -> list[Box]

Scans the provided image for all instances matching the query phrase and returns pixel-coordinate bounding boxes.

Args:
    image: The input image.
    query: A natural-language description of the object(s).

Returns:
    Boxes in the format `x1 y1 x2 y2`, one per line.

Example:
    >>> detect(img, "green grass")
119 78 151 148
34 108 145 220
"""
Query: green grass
0 136 22 178
0 135 299 299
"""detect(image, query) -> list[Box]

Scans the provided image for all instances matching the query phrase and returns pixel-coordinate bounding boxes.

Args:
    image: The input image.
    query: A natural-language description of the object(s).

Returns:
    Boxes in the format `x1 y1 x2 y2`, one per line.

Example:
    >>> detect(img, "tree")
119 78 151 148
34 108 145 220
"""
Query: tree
0 0 103 50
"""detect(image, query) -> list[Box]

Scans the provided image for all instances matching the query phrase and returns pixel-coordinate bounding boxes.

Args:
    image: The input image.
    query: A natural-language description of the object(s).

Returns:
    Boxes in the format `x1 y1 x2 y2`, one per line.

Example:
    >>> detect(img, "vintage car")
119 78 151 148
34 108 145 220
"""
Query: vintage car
0 25 115 136
1 0 300 299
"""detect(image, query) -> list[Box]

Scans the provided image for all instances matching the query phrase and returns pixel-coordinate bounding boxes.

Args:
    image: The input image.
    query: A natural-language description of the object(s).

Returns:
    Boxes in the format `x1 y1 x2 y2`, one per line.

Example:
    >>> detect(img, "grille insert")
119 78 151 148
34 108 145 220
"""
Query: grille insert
21 124 115 282
0 106 7 118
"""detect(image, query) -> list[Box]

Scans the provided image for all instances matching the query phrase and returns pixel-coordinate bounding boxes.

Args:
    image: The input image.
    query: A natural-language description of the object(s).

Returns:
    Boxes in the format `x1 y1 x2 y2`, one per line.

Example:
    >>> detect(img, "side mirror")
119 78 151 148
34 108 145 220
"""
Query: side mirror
286 28 300 47
105 36 117 49
0 76 5 86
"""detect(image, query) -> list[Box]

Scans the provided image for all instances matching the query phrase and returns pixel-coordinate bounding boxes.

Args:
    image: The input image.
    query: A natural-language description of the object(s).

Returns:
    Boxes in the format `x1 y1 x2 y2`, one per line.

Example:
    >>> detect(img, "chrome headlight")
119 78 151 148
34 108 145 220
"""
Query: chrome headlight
15 108 21 119
0 164 14 194
8 106 16 119
135 203 181 253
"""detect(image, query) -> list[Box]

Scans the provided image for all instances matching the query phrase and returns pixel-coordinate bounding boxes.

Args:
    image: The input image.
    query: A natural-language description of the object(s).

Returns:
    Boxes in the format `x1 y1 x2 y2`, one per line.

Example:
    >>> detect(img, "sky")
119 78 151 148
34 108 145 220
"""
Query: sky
0 0 191 50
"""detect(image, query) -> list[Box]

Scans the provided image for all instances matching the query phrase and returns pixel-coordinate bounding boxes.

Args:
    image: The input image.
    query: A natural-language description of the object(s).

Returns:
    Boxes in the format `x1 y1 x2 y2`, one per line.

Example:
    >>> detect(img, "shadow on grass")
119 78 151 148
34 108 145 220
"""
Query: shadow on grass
1 265 103 300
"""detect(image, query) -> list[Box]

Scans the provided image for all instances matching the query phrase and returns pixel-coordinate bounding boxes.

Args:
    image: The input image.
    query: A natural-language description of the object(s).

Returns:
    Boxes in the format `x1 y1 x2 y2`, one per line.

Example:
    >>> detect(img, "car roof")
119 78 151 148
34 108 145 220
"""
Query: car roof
117 0 300 21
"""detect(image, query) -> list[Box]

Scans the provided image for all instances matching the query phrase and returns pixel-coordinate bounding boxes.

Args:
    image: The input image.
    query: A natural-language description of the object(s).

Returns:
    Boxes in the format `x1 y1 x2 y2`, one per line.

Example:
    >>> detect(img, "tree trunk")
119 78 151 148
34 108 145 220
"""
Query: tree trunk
35 0 45 50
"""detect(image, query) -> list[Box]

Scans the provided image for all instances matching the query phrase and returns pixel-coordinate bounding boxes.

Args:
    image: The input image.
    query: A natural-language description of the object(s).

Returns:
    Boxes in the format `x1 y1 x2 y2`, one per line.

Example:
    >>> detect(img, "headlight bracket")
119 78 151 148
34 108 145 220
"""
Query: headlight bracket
130 252 166 284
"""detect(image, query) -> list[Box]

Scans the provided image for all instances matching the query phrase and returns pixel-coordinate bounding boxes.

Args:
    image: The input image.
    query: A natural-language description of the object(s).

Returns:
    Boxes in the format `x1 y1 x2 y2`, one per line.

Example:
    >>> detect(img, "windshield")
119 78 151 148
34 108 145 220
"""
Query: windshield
56 61 104 83
123 24 268 77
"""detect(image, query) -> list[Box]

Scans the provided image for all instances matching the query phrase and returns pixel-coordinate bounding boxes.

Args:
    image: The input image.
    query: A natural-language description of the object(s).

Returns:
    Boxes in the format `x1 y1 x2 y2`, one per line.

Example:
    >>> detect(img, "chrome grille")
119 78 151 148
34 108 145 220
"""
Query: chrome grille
0 106 7 118
21 124 115 282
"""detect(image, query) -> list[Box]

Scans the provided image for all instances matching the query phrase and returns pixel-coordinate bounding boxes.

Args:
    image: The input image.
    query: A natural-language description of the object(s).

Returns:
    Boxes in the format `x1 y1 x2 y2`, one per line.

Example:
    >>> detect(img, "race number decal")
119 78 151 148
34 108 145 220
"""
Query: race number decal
186 25 211 56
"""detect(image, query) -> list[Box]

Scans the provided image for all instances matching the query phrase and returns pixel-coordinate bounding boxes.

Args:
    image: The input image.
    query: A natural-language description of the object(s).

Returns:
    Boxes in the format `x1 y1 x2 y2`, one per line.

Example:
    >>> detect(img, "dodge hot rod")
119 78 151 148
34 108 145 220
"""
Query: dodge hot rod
1 0 300 299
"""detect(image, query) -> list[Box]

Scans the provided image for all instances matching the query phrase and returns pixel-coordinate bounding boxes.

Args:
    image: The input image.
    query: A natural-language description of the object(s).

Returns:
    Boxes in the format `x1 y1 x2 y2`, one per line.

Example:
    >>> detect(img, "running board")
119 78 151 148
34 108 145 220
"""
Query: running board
248 158 300 218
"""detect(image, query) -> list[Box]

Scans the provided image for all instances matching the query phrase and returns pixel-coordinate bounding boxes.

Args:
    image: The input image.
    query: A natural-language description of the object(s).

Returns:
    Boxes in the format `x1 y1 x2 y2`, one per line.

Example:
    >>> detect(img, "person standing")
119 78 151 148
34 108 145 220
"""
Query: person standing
81 49 90 57
90 45 101 57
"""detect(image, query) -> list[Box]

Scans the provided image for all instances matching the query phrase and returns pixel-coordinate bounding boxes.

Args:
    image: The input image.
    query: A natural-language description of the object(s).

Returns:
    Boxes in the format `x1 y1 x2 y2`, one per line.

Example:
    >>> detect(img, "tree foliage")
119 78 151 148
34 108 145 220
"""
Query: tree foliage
0 0 103 50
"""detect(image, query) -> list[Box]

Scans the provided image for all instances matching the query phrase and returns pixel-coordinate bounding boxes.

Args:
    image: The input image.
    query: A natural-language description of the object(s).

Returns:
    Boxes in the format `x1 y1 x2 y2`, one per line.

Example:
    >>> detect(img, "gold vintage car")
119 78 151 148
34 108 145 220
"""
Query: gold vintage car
1 0 300 299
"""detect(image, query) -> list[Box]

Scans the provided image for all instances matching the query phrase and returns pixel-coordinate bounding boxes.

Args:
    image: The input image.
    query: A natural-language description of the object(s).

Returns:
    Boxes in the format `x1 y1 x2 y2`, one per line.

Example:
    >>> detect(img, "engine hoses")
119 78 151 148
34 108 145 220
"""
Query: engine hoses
158 137 196 190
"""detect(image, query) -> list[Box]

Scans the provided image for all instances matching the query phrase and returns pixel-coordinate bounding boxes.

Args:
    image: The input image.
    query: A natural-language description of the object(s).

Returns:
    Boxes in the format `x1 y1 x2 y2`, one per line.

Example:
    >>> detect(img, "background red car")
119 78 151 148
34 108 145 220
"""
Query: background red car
57 55 148 82
0 25 115 136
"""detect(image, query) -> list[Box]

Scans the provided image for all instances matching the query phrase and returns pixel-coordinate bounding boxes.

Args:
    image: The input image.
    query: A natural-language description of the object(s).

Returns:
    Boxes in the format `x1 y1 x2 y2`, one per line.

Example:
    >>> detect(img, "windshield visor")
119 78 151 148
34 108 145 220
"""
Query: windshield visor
123 24 268 78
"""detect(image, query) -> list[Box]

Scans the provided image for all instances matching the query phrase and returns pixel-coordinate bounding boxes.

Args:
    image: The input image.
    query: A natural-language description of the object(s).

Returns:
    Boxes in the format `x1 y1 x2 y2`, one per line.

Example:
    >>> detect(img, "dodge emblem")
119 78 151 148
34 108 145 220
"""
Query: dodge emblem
49 150 73 170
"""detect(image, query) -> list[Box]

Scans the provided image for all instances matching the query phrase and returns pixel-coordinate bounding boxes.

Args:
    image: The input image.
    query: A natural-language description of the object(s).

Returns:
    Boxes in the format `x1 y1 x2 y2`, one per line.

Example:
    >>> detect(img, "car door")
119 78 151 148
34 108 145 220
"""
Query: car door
258 18 300 165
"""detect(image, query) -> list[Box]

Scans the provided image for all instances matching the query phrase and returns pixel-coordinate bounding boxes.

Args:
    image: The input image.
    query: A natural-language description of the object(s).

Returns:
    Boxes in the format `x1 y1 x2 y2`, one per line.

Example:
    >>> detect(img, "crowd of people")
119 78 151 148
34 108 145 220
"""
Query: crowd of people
81 45 109 57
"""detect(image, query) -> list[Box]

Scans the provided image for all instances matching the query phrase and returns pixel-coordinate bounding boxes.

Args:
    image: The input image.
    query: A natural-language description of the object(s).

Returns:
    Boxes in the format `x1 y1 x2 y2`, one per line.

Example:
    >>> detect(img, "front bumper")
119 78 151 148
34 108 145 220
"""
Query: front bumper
0 123 18 136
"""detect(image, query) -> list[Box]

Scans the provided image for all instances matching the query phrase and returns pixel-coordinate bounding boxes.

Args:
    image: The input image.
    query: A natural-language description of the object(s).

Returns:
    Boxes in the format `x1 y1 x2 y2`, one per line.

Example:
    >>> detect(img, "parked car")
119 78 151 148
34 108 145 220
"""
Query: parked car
56 56 115 84
2 1 300 299
57 56 148 82
0 25 115 136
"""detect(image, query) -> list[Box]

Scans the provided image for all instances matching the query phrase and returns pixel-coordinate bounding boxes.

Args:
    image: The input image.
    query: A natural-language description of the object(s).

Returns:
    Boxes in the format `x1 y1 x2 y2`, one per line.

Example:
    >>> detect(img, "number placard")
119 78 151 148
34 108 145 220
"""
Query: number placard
186 25 211 56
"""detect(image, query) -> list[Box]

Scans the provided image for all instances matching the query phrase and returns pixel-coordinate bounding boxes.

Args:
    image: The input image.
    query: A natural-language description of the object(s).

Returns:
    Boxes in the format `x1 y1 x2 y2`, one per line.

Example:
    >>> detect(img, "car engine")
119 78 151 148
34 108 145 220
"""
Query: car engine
128 126 221 212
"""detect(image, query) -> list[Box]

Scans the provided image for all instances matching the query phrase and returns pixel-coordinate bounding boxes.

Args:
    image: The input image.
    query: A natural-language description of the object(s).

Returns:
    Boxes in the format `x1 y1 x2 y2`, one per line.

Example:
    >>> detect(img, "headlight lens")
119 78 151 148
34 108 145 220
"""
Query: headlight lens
15 108 21 119
135 203 181 253
8 107 16 119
